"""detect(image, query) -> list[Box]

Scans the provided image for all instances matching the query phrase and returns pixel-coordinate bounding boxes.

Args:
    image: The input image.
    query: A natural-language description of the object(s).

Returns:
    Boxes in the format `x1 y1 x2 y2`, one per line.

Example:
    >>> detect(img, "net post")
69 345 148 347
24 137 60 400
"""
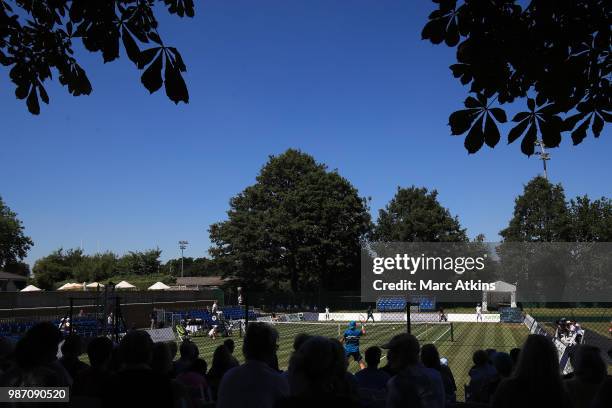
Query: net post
69 297 74 335
450 322 454 341
243 287 249 332
405 297 411 335
114 295 120 343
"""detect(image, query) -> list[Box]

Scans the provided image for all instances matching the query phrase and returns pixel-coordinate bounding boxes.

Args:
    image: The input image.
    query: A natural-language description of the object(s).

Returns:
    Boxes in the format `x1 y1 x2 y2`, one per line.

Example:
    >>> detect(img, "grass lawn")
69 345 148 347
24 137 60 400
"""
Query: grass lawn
187 320 529 401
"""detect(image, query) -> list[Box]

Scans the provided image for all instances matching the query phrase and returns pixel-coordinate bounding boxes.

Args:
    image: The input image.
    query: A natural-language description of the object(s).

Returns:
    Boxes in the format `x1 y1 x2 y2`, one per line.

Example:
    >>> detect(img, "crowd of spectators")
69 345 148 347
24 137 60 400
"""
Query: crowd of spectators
0 321 610 408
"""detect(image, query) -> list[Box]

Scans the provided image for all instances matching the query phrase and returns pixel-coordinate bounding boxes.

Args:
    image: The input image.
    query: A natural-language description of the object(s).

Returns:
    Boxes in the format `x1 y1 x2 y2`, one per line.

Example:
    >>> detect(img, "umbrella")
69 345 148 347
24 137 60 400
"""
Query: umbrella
115 280 137 290
86 282 105 289
147 281 170 290
21 284 42 292
57 282 75 290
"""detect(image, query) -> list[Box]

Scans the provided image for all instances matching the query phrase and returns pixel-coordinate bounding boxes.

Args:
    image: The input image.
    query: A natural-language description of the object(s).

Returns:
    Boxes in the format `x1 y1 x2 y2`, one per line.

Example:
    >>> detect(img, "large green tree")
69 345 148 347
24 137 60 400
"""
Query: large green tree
423 0 610 155
209 149 372 292
498 178 611 300
373 186 468 242
500 176 572 241
163 256 220 277
0 195 33 271
569 195 612 242
73 251 118 282
32 248 84 289
116 249 162 275
2 0 194 114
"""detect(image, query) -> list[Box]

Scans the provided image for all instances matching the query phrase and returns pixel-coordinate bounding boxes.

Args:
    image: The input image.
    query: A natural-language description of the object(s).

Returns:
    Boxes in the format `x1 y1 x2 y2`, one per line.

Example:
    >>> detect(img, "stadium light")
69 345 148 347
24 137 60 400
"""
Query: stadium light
179 240 189 278
534 139 551 180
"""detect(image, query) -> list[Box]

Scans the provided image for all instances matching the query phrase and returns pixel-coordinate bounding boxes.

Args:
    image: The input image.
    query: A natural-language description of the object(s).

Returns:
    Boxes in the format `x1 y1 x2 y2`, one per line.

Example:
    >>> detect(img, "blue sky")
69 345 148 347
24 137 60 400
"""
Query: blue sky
1 0 610 266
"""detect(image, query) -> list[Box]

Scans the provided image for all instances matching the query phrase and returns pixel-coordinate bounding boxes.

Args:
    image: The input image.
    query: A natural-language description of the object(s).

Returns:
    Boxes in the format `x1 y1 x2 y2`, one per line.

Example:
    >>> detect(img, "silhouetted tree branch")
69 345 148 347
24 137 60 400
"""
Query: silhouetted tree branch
1 0 194 114
423 0 611 155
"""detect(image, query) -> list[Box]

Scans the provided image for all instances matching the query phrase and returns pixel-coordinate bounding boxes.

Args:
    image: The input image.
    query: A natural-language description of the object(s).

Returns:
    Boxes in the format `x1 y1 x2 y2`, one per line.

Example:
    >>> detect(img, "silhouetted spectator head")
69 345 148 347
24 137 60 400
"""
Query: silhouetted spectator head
509 347 520 367
421 343 442 371
485 348 497 363
151 342 173 376
472 350 489 367
513 334 563 393
209 344 234 379
224 338 235 354
288 336 346 395
179 339 199 360
190 358 207 375
493 352 513 378
16 322 62 368
572 345 606 384
242 322 279 363
61 334 83 359
119 330 153 366
293 333 312 352
365 346 382 369
382 333 420 371
591 377 612 408
87 336 113 369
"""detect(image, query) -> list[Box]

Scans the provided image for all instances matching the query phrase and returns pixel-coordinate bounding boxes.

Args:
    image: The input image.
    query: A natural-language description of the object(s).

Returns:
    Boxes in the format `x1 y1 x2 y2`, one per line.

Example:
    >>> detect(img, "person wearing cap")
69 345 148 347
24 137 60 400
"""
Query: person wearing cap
341 321 366 369
383 333 442 408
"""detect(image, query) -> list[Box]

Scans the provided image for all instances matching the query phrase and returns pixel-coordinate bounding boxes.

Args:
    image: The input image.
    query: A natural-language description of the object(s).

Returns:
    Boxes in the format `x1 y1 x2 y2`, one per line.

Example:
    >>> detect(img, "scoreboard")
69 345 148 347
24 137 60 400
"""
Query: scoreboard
500 307 523 323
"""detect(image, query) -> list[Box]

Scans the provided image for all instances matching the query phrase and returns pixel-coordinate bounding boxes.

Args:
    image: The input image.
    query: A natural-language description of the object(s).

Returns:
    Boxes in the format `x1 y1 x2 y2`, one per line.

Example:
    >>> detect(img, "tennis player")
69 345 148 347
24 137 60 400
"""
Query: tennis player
341 321 366 369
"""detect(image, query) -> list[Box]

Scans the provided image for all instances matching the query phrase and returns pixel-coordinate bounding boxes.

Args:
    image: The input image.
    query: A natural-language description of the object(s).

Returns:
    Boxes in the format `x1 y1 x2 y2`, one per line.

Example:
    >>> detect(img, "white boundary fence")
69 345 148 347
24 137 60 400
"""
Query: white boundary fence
318 312 501 323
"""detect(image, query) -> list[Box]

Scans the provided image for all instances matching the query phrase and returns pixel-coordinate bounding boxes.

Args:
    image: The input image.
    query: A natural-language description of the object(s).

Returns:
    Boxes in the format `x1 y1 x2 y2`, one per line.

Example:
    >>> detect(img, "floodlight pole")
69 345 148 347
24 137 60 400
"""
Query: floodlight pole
179 241 189 278
535 140 550 180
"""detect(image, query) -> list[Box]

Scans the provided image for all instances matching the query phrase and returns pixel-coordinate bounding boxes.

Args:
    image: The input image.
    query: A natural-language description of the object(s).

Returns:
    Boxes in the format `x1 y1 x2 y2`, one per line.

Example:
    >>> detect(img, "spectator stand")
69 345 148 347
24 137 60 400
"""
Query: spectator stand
523 313 576 375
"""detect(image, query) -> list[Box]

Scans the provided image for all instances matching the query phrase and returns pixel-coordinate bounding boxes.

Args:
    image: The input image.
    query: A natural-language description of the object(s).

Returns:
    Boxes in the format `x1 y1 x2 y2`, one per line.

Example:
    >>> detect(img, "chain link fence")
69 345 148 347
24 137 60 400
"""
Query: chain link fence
1 289 610 403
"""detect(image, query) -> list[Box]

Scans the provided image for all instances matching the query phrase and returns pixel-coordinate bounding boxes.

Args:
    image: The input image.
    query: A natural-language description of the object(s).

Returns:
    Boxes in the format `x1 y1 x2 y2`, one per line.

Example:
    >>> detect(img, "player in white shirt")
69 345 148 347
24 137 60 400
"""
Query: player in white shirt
325 306 330 320
476 303 483 322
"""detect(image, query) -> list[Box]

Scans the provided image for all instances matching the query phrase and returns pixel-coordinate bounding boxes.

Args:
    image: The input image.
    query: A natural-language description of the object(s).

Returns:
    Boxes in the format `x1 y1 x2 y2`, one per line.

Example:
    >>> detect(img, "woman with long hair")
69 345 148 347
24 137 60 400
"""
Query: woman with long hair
421 343 456 405
207 344 236 401
491 334 571 408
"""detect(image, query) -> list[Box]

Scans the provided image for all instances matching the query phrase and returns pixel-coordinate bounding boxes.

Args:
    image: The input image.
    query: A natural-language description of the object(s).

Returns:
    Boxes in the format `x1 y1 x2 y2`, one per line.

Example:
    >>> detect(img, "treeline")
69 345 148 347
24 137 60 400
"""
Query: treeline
31 249 219 290
2 149 611 293
208 150 612 292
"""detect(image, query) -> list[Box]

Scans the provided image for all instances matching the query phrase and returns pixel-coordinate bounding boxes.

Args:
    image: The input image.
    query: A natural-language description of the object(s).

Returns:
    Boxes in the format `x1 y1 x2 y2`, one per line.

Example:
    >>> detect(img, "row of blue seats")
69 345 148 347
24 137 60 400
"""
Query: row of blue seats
377 298 407 311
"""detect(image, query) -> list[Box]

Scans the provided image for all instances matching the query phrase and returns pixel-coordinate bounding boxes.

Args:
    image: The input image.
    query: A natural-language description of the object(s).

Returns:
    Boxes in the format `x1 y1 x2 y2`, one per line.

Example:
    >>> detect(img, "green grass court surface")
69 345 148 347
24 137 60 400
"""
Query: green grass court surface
187 321 529 400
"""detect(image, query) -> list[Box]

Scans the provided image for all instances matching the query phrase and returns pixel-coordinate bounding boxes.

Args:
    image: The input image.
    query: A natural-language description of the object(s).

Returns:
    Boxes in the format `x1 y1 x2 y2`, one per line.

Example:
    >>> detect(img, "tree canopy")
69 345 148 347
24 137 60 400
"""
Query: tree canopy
568 195 612 241
162 256 221 277
500 176 572 241
209 149 372 292
373 186 468 242
499 176 612 242
423 0 611 155
32 248 84 289
0 195 33 271
1 0 194 114
32 247 163 289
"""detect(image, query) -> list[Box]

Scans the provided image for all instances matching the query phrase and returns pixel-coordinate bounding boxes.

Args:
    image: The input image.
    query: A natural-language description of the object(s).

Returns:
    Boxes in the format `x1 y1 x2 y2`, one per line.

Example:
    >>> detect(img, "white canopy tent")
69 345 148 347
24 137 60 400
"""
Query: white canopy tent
115 280 137 290
20 284 42 292
482 280 517 311
148 281 170 291
86 282 105 289
57 282 82 291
